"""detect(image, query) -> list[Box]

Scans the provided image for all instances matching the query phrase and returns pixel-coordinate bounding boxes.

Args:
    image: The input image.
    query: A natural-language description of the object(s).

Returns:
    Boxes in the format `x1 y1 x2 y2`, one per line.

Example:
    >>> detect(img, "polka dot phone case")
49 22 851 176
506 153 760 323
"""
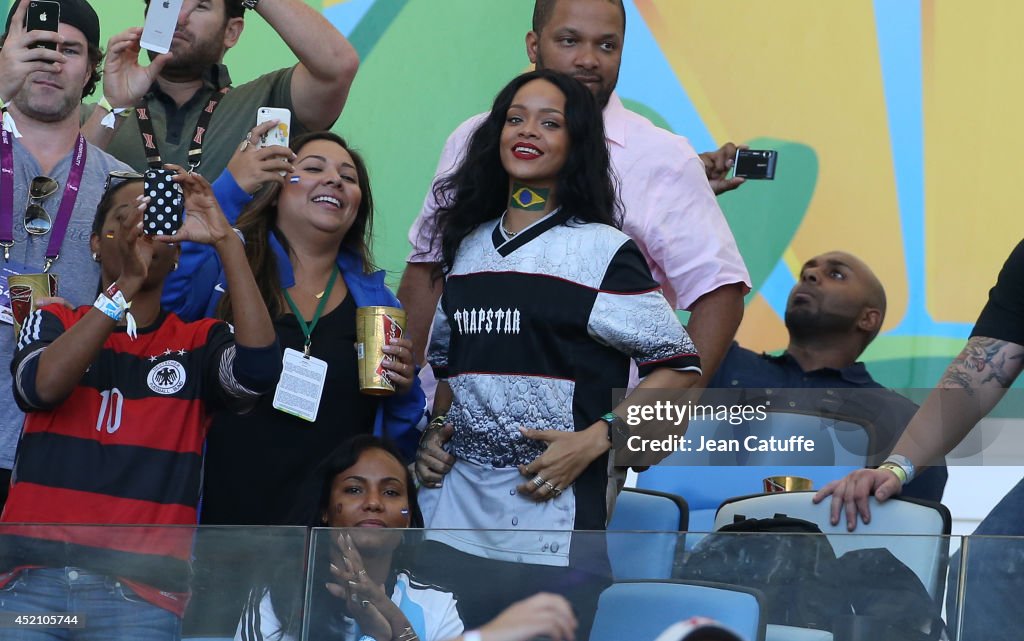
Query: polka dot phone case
143 169 185 236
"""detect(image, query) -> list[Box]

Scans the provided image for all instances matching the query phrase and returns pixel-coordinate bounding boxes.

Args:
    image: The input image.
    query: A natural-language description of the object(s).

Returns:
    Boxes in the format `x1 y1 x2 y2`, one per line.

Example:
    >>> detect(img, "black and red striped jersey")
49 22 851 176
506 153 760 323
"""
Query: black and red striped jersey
2 305 262 614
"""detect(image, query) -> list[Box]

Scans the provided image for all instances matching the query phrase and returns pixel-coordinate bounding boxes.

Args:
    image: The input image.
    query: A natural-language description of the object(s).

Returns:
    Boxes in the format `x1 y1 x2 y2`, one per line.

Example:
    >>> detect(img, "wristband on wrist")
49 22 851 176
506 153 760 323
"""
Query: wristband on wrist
462 632 482 641
0 96 21 138
94 293 124 322
97 96 129 129
880 454 915 485
878 463 908 485
97 283 138 339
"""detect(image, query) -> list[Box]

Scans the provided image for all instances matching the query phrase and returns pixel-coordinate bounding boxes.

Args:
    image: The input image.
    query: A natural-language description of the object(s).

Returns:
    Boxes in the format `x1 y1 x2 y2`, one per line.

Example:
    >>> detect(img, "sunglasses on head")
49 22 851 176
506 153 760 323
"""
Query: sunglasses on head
23 176 58 236
103 170 144 192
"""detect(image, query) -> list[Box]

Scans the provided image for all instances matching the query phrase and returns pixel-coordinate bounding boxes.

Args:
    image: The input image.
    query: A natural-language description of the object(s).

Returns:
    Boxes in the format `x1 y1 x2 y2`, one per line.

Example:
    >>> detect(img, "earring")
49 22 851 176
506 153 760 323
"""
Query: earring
173 262 179 272
92 252 98 262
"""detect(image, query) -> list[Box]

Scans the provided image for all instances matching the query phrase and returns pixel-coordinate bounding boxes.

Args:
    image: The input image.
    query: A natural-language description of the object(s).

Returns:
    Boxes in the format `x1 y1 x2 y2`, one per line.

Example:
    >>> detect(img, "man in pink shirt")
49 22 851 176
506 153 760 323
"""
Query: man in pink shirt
399 0 751 389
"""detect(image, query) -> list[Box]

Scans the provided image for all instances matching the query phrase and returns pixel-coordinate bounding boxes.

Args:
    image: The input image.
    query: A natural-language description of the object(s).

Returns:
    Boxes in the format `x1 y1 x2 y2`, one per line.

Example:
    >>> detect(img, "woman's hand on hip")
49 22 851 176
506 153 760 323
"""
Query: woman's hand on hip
516 423 610 502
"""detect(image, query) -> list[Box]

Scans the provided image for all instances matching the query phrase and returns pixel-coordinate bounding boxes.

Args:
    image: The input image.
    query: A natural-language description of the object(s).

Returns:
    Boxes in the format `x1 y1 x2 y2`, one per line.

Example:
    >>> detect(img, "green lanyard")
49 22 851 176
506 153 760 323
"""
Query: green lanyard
282 266 340 357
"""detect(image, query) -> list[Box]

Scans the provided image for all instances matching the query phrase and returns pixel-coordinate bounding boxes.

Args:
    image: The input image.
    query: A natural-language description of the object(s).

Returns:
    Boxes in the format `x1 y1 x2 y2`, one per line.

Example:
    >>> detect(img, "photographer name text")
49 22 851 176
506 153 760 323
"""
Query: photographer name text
625 434 816 453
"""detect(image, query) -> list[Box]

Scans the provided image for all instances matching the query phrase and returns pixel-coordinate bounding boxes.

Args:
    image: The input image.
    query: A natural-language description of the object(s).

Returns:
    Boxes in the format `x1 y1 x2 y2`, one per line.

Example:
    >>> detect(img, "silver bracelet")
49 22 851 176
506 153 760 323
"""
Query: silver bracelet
881 454 916 484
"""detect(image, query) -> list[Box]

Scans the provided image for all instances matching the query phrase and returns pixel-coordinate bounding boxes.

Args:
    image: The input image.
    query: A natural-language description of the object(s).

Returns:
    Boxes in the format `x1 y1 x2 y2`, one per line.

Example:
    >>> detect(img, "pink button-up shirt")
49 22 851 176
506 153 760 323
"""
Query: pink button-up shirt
407 92 750 310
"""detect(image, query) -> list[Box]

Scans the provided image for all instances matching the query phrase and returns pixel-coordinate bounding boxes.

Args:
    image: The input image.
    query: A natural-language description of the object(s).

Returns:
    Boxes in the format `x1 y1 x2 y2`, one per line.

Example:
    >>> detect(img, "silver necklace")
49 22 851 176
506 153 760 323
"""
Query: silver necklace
500 212 518 238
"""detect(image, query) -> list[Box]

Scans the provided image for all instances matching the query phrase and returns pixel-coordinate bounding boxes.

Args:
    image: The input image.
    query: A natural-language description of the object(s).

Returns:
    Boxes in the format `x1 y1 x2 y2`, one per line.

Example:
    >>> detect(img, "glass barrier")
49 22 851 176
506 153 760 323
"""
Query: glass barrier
0 524 1009 641
304 528 960 641
0 524 309 640
953 534 1024 641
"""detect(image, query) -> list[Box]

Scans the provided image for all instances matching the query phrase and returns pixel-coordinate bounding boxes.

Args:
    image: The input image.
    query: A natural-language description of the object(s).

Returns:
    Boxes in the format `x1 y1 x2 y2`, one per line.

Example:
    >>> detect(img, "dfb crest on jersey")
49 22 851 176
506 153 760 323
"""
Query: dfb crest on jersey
148 360 187 395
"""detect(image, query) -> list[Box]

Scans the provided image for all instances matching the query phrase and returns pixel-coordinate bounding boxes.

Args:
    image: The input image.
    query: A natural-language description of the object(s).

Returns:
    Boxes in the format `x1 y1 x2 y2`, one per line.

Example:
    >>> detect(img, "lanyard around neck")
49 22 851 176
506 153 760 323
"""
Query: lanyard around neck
135 86 230 171
282 266 340 357
0 129 88 271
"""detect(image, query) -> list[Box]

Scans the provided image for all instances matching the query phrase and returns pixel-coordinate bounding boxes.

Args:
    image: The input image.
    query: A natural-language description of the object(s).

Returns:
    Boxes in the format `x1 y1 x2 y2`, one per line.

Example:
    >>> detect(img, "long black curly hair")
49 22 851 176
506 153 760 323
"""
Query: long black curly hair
430 69 620 276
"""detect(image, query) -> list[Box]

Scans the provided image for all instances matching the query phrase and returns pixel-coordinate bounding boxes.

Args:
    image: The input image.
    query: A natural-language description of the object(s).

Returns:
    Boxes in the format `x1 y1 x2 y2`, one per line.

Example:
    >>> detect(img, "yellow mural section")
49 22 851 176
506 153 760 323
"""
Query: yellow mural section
639 0 909 338
924 1 1024 321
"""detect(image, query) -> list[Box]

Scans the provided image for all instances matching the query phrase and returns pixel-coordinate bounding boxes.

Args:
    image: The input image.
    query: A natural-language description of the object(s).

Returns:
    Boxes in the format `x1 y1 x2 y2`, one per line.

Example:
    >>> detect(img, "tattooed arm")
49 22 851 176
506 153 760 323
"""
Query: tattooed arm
892 336 1024 468
941 336 1024 390
814 336 1024 529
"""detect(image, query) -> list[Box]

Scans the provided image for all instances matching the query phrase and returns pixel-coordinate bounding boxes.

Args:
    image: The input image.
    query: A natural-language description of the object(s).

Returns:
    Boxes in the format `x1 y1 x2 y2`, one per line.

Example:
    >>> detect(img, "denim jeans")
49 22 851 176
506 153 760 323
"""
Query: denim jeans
946 476 1024 640
0 567 181 641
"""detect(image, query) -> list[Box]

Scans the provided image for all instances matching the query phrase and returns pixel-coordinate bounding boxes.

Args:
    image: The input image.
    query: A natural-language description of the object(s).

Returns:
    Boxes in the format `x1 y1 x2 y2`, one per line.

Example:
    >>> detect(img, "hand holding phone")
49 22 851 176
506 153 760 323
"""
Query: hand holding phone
143 169 185 236
733 149 778 180
256 107 291 149
141 0 184 54
25 1 60 51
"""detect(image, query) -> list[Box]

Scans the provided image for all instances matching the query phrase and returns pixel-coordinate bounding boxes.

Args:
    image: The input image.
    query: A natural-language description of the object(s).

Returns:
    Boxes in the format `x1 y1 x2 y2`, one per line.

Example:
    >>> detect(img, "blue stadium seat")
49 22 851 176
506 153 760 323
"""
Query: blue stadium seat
590 580 765 641
714 492 951 641
607 487 688 579
714 491 951 601
636 413 869 537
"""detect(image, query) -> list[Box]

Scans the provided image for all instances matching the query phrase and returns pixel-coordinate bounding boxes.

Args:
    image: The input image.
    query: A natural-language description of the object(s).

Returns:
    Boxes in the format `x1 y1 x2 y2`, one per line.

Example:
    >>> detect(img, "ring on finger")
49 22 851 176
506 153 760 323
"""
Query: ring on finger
357 569 367 578
553 487 563 498
531 475 546 489
543 481 556 492
361 599 370 609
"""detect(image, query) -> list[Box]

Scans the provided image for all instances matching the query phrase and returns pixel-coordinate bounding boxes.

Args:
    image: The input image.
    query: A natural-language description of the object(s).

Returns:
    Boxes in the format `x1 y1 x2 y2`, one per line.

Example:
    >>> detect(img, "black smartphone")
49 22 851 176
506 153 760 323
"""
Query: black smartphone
733 149 778 180
25 1 60 51
143 169 185 236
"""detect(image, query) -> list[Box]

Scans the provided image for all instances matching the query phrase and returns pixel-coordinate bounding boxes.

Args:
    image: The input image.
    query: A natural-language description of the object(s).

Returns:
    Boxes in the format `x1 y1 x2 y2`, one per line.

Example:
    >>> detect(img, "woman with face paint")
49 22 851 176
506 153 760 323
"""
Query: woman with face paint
159 131 426 529
413 70 703 635
235 435 464 641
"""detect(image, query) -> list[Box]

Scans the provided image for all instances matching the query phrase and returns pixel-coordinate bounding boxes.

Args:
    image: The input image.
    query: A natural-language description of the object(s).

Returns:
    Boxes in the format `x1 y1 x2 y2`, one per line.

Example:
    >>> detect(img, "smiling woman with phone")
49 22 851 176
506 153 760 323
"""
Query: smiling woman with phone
161 131 425 529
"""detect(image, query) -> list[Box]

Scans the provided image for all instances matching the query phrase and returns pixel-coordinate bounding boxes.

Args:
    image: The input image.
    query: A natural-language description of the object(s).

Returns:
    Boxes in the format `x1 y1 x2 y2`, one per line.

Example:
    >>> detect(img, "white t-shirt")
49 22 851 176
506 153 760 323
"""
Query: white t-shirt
235 571 463 641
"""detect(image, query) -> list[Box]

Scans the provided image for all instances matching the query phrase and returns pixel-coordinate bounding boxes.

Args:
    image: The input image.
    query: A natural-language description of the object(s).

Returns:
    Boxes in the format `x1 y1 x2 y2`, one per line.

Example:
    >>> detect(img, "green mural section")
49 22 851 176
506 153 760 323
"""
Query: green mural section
335 0 531 283
719 137 817 301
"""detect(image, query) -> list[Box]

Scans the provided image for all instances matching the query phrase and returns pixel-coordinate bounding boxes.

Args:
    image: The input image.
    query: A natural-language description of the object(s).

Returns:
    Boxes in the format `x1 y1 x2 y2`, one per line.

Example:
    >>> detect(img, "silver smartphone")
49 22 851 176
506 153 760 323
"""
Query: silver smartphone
140 0 184 55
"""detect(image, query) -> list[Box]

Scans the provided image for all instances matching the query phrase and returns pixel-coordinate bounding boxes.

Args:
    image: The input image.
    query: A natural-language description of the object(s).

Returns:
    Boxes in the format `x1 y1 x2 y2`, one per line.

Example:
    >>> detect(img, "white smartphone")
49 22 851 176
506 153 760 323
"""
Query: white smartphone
141 0 184 55
256 107 292 148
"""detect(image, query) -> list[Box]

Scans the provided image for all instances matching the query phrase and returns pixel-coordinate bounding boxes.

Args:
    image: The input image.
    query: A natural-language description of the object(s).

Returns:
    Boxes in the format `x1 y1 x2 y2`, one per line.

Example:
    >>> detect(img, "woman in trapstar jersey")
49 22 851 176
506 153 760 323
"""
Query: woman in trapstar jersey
413 69 703 636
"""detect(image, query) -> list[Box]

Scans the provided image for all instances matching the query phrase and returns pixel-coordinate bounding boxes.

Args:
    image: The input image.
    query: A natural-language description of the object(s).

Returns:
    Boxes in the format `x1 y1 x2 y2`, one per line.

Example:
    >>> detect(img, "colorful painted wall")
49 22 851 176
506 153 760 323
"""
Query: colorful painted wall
8 0 1021 388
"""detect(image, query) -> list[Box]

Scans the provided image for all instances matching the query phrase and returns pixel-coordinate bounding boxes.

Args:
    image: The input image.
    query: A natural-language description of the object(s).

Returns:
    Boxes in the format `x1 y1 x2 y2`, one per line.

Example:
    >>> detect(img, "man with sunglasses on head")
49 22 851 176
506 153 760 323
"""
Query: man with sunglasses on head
0 0 131 507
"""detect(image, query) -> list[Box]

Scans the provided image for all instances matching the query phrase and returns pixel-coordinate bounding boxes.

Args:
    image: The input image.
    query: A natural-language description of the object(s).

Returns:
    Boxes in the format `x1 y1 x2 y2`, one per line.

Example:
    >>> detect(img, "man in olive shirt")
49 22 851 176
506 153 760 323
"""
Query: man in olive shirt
82 0 358 180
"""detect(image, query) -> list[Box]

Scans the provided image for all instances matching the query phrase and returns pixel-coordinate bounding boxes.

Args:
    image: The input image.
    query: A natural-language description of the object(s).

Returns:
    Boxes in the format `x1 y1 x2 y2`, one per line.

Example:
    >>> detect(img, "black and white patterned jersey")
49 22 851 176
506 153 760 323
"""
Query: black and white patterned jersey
423 211 699 566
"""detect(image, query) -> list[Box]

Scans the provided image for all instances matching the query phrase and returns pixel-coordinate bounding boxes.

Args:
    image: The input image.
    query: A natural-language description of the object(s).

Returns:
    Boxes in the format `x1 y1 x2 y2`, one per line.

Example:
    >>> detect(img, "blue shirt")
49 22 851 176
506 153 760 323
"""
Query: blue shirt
709 342 947 501
160 172 425 459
